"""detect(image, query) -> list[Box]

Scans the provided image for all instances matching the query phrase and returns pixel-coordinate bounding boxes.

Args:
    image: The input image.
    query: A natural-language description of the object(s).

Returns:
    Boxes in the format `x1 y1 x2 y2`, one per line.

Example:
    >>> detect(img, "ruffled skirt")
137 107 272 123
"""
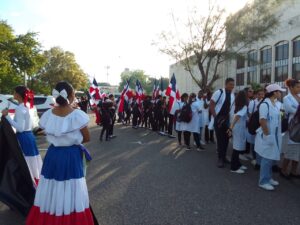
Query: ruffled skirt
26 145 94 225
17 131 42 185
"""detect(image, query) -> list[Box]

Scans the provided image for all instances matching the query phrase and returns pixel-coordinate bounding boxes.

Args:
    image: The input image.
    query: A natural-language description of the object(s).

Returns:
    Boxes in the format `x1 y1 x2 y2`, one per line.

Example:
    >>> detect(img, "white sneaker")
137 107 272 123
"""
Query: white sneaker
239 154 249 161
251 159 256 166
196 148 205 152
269 179 279 186
240 165 248 170
200 140 206 145
259 183 275 191
231 169 245 174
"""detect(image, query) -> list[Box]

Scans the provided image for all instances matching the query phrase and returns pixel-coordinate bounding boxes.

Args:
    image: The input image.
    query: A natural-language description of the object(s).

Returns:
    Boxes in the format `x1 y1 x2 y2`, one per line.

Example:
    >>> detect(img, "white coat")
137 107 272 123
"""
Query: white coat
246 99 256 144
175 101 184 131
180 100 202 133
196 98 204 129
232 106 248 151
203 99 210 126
283 93 300 145
254 98 282 160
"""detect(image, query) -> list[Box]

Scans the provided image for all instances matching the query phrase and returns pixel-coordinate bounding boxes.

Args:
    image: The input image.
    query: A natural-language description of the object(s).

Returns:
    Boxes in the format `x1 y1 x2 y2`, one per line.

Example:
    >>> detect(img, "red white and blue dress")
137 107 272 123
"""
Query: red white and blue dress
6 104 43 186
26 109 94 225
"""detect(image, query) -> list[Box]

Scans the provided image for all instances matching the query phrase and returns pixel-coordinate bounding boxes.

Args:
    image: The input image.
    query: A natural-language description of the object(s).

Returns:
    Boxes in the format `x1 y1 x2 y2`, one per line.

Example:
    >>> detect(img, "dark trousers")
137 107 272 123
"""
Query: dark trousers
108 118 115 136
214 125 229 161
168 114 174 135
100 124 110 140
183 131 191 146
158 115 164 132
231 149 241 170
177 131 182 144
205 125 214 142
132 111 141 127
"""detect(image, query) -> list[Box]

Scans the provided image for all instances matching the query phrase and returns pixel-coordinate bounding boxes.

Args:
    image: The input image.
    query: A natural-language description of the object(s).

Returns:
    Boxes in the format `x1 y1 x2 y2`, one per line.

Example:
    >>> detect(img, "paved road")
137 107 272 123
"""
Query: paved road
1 122 300 225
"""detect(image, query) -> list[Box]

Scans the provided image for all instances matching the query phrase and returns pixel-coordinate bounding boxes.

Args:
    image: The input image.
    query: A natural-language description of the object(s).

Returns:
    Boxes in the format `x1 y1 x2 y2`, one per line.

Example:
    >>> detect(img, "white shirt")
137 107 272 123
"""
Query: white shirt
39 109 89 147
6 104 33 132
211 89 235 116
180 100 202 133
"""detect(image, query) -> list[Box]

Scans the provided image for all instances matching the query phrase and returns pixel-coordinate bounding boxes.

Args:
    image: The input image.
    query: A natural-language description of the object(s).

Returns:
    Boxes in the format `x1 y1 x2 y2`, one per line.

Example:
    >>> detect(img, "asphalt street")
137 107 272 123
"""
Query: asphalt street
1 120 300 225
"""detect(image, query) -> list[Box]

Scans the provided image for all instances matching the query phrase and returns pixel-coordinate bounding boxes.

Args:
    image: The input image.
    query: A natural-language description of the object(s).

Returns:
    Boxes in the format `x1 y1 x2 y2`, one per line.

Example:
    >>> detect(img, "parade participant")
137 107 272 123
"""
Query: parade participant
281 79 300 179
153 95 163 132
180 93 204 151
26 81 95 225
204 91 214 144
197 90 205 145
254 84 285 191
108 94 117 138
210 78 235 168
79 96 89 113
142 96 152 129
175 93 188 145
2 85 42 186
124 100 132 125
100 98 112 141
132 97 141 129
228 91 249 174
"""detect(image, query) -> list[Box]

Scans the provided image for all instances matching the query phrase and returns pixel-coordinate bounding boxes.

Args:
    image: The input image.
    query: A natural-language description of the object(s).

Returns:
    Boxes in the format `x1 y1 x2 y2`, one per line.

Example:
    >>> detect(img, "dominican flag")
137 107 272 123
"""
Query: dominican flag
135 80 144 110
89 78 101 102
152 79 161 100
165 74 180 115
118 80 133 113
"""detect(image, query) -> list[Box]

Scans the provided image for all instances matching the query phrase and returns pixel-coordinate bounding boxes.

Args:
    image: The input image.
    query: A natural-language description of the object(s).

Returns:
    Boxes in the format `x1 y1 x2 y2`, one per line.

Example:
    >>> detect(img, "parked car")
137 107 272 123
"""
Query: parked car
33 95 55 117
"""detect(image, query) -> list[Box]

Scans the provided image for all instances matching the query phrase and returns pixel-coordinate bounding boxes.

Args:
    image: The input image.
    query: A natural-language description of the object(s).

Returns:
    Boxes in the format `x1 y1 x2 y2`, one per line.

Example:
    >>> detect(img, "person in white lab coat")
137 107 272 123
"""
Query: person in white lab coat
181 93 204 151
228 91 248 174
197 90 205 144
174 93 188 145
254 84 285 191
281 79 300 179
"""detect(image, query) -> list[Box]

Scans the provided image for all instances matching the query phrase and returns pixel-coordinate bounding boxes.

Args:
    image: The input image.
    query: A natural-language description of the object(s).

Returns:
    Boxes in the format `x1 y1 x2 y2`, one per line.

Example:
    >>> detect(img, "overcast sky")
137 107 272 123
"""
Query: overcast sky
0 0 248 85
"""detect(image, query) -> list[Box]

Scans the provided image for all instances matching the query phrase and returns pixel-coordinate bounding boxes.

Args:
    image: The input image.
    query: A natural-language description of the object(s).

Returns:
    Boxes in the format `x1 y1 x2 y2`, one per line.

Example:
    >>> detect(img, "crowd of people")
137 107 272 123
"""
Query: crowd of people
0 77 299 224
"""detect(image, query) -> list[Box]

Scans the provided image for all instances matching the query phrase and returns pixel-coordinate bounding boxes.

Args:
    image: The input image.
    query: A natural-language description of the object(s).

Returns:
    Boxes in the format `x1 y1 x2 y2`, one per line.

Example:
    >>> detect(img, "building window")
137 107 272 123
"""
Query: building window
236 56 245 86
260 47 272 84
247 51 257 84
236 73 244 86
292 63 300 80
293 37 300 57
275 41 289 82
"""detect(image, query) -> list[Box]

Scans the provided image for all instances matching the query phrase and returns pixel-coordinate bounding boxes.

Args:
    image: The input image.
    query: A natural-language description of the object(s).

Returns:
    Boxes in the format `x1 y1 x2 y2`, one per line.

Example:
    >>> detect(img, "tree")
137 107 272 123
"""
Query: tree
154 0 288 92
0 20 46 93
36 47 89 94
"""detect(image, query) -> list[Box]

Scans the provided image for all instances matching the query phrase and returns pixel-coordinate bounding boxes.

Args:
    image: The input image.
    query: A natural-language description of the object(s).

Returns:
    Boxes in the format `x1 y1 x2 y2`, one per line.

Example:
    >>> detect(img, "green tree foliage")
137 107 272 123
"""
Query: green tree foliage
118 69 169 95
155 0 289 92
0 20 46 93
36 47 89 94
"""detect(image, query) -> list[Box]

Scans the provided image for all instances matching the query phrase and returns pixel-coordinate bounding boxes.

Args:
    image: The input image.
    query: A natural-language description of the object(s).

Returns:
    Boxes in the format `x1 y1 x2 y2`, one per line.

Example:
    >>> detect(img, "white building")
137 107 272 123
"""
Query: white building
170 1 300 93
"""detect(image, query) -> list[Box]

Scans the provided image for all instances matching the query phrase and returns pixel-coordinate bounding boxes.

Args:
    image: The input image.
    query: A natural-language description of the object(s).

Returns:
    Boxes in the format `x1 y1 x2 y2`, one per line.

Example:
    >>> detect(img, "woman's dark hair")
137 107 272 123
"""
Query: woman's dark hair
285 78 300 88
188 93 196 104
54 81 74 106
234 90 248 113
15 85 28 100
181 93 188 102
264 91 277 98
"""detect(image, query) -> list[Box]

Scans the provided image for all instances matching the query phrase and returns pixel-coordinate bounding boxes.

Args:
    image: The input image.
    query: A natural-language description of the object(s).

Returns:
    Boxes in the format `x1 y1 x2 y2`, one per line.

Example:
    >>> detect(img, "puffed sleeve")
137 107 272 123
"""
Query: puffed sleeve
236 106 248 117
259 102 269 120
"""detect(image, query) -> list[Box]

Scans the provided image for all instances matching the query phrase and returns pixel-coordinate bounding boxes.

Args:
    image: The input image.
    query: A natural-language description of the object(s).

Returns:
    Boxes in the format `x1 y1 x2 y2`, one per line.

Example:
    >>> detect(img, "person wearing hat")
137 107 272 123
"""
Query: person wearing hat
254 83 285 191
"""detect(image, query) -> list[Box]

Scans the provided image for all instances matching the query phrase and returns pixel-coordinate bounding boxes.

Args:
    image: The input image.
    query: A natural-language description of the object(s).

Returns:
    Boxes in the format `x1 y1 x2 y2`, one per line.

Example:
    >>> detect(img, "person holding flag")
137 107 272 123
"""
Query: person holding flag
165 74 180 138
132 80 144 128
89 78 101 125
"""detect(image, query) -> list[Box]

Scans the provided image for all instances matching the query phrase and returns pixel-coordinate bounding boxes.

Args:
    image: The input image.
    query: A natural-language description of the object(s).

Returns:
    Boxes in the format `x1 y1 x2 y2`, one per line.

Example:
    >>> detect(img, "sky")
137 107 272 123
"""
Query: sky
0 0 248 85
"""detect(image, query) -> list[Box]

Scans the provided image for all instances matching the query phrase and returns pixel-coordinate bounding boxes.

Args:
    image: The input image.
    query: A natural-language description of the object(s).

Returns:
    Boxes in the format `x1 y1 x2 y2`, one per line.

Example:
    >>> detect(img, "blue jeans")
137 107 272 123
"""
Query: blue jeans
259 156 274 185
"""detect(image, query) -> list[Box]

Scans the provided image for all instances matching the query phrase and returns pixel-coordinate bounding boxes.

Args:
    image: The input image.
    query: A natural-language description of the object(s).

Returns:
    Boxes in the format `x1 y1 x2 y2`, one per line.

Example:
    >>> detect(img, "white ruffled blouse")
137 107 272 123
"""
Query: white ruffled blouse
39 109 89 147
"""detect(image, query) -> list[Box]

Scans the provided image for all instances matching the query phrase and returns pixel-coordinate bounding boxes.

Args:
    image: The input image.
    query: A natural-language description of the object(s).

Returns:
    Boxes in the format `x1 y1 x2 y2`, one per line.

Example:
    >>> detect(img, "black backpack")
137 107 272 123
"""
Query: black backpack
179 103 193 123
289 108 300 142
248 101 269 135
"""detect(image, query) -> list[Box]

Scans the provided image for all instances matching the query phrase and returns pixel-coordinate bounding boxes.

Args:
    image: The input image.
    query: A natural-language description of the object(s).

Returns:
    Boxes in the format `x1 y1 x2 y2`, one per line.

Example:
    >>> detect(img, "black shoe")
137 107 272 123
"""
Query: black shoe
198 144 205 150
217 159 225 168
254 164 260 170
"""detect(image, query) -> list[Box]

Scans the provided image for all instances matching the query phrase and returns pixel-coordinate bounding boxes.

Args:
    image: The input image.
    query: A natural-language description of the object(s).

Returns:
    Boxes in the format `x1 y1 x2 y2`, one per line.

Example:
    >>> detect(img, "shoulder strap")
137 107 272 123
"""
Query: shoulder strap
215 89 223 105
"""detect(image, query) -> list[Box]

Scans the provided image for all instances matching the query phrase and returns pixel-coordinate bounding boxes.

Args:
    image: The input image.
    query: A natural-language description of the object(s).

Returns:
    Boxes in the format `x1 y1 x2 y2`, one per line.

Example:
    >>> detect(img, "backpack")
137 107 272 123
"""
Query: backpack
179 103 193 123
289 109 300 142
248 101 269 135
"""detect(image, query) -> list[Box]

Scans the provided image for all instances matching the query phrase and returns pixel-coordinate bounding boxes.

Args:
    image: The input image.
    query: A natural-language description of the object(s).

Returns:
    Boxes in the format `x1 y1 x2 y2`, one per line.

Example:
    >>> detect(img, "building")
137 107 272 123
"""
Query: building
170 1 300 93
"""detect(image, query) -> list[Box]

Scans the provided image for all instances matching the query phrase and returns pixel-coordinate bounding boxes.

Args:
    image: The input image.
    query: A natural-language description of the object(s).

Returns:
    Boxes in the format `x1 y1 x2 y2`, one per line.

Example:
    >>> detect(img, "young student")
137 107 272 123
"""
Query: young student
26 81 94 225
228 91 249 174
254 84 285 191
204 91 215 143
175 93 188 145
281 79 300 179
180 93 204 151
2 86 42 186
210 78 235 168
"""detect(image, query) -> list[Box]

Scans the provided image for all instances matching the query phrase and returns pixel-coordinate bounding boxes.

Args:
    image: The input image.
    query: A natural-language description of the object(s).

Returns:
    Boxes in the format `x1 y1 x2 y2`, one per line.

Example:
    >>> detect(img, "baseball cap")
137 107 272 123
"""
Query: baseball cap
265 84 286 93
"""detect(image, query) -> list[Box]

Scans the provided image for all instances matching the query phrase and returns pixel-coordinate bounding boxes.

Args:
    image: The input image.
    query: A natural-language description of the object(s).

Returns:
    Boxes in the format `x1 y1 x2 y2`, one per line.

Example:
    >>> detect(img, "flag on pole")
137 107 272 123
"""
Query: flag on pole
165 73 180 115
152 79 161 100
118 79 132 113
135 79 144 110
89 78 101 105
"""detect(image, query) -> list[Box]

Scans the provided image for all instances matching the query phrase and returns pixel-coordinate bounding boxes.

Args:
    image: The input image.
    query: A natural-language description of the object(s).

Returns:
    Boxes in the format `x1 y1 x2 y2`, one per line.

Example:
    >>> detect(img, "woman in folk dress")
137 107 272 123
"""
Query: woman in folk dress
26 81 94 225
2 85 42 186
